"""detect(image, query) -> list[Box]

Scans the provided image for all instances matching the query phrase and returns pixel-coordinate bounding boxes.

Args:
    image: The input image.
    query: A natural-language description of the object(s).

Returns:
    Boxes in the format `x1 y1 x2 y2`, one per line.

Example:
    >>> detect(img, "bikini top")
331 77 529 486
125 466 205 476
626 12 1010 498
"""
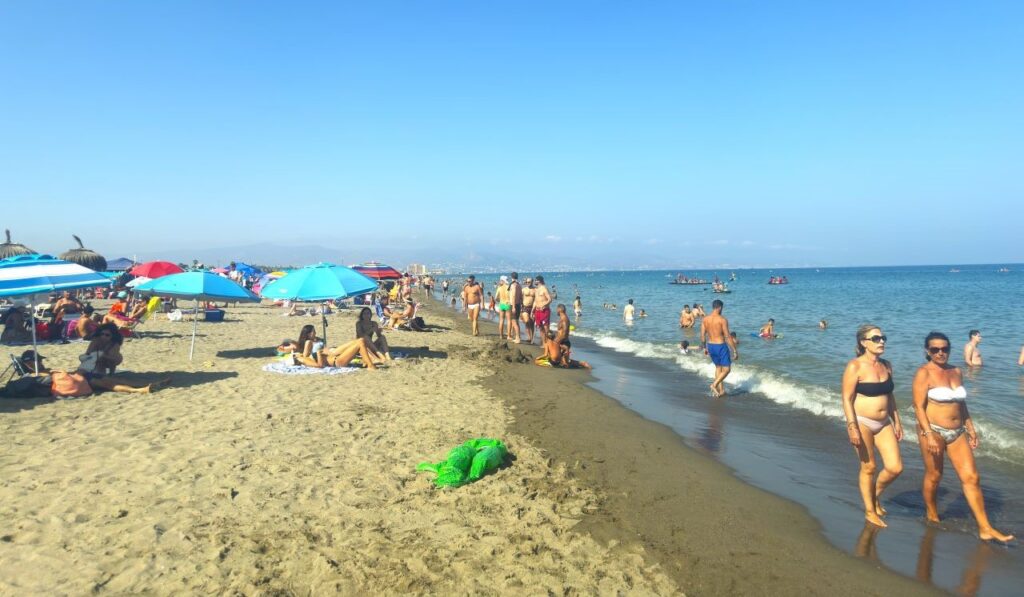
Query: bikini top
855 377 894 397
927 386 967 403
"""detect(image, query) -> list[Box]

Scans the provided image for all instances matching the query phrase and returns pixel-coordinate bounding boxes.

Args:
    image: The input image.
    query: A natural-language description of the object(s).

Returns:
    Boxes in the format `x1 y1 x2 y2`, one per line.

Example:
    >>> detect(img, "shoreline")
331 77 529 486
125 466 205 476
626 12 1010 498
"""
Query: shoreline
427 299 940 595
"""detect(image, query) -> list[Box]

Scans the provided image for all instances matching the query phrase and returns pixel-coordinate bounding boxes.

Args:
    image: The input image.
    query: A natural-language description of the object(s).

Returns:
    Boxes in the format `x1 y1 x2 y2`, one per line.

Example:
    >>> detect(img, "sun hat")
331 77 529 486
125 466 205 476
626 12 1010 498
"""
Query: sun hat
499 275 508 284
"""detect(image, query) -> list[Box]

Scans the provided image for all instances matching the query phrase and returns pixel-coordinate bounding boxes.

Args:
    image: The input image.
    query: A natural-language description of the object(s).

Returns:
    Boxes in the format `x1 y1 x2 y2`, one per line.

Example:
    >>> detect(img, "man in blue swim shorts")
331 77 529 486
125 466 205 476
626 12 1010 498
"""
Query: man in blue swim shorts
700 299 738 397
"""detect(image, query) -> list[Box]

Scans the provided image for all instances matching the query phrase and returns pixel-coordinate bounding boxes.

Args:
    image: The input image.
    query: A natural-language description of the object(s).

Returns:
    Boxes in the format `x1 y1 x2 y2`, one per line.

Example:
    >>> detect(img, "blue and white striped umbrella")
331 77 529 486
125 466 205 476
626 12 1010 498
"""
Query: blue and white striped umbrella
0 254 113 371
0 253 112 297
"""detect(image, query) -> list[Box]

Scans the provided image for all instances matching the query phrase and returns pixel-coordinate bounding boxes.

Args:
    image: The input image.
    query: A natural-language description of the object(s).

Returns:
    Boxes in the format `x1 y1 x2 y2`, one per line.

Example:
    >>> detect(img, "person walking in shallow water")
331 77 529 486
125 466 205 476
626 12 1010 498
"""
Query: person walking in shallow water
700 299 737 397
841 324 903 528
913 331 1013 542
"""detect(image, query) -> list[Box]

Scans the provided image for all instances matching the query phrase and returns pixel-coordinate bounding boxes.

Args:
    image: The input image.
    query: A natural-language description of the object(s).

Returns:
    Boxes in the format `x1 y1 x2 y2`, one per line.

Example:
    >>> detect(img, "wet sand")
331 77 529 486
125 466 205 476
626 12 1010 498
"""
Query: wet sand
438 302 940 595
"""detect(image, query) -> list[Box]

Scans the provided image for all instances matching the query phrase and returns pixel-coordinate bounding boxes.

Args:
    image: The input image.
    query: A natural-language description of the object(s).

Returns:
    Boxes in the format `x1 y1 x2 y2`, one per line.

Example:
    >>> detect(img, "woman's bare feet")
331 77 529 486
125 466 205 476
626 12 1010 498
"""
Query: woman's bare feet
709 384 721 398
979 527 1014 542
925 509 941 523
865 511 888 528
874 501 888 516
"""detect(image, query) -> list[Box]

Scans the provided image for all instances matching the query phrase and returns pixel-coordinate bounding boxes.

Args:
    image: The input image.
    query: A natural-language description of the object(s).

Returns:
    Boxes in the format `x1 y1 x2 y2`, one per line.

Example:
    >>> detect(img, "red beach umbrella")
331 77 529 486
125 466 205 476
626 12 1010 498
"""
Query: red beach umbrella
352 262 402 280
130 261 184 279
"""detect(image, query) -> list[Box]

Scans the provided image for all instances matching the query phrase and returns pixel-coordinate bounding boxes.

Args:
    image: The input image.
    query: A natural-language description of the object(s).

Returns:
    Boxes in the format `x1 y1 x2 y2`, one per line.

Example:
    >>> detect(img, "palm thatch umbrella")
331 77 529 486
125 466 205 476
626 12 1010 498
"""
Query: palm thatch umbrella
59 235 107 272
0 229 35 260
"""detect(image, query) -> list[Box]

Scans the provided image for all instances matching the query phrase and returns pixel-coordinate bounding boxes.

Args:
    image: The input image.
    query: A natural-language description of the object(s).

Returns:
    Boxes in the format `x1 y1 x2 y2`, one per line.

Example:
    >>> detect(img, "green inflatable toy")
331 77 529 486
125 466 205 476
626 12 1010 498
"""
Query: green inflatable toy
417 438 509 487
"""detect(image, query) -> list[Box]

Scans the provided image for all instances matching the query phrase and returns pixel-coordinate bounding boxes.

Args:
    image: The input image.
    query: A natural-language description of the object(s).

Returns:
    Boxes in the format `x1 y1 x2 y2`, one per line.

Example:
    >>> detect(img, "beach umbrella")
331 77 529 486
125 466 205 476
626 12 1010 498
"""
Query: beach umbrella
233 262 262 277
125 276 153 288
135 271 259 360
260 262 377 342
130 261 184 279
352 262 402 280
0 253 114 370
59 234 107 272
211 267 229 275
105 257 136 272
0 229 35 260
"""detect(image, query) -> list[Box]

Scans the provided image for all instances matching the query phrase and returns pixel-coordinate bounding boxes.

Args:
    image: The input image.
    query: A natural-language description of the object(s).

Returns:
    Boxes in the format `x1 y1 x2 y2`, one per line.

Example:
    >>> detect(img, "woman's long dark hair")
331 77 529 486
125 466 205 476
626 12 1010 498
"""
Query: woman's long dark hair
297 324 316 349
95 322 123 345
924 331 950 361
358 307 372 321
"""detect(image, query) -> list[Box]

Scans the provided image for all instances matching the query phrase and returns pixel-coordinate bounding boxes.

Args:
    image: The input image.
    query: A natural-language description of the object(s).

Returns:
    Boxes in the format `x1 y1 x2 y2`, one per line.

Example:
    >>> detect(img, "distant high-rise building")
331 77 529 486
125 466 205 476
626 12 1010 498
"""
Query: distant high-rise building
407 263 428 275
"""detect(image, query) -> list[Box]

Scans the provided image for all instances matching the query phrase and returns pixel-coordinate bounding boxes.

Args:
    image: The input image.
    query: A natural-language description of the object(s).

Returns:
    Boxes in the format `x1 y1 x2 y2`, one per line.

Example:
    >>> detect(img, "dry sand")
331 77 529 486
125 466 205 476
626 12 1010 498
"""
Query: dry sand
0 301 677 594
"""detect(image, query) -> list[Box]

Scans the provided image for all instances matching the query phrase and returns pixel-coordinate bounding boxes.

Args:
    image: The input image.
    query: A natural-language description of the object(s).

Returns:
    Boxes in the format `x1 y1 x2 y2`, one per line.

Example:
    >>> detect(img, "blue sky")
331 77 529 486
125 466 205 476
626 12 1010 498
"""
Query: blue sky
1 1 1021 267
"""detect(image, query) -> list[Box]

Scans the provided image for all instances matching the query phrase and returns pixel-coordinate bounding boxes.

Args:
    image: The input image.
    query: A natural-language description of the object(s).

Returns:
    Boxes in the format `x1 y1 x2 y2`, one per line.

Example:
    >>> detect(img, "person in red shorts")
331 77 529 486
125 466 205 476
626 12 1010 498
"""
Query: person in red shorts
532 275 552 336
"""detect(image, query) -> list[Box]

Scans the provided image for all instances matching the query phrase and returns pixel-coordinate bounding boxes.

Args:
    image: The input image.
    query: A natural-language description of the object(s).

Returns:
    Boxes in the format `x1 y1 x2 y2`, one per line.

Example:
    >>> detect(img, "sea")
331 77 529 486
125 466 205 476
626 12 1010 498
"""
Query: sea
440 264 1023 596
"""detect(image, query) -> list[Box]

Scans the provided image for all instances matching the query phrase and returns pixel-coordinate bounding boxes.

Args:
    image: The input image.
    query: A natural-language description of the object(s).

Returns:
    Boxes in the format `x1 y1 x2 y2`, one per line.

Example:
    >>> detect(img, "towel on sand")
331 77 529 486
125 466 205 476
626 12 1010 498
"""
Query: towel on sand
261 361 358 375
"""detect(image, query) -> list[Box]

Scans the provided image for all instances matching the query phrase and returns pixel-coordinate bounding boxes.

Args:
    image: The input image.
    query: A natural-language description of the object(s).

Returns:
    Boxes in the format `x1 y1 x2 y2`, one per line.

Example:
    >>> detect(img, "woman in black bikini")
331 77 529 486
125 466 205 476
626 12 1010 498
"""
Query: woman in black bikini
841 324 904 527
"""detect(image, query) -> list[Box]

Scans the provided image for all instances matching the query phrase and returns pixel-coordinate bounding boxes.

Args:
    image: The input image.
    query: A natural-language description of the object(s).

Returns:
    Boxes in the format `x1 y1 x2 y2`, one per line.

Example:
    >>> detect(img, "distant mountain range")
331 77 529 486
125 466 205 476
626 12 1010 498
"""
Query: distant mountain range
120 241 764 272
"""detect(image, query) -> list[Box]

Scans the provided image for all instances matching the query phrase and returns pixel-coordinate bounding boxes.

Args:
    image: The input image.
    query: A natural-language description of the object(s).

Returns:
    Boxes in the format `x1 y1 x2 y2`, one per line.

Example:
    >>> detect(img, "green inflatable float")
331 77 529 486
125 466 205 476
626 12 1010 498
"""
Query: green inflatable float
416 438 509 487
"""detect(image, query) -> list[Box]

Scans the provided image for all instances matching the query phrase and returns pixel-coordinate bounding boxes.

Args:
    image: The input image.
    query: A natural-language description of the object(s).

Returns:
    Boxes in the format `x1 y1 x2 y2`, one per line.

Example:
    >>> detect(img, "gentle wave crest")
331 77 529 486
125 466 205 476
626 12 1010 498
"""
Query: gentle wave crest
576 330 1024 466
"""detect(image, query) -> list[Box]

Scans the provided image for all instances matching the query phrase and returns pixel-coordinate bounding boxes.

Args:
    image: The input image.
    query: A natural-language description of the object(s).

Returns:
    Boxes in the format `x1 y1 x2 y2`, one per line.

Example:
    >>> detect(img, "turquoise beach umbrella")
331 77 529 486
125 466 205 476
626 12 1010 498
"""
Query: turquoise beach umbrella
136 271 260 360
259 262 377 343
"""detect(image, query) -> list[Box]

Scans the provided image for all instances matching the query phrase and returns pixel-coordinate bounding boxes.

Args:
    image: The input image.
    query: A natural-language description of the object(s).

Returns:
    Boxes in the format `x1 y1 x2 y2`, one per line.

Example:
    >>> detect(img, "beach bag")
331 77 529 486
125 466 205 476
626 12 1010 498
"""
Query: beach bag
34 321 50 340
50 371 92 398
409 316 427 331
167 309 183 322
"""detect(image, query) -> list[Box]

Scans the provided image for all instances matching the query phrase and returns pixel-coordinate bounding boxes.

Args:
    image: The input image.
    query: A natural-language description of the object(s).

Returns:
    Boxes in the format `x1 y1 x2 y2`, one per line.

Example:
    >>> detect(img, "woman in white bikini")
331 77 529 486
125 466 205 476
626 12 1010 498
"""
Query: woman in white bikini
841 324 904 527
912 332 1013 542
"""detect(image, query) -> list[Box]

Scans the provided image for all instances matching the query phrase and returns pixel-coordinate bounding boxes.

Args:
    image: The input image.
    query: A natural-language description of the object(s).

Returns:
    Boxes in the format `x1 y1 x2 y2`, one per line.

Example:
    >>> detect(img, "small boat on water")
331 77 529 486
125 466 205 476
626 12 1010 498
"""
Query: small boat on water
998 267 1010 272
768 276 789 285
669 273 709 285
950 268 961 273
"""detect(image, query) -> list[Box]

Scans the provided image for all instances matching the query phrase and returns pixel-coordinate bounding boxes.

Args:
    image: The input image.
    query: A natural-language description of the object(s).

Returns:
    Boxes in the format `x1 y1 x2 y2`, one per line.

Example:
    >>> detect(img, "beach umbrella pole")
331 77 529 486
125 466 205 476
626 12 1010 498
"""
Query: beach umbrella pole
29 301 39 372
322 311 328 345
190 298 199 360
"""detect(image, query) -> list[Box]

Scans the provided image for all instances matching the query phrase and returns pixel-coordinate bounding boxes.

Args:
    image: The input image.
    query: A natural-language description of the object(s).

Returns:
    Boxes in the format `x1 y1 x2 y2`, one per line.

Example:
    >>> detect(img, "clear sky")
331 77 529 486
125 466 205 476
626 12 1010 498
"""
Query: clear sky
1 1 1021 267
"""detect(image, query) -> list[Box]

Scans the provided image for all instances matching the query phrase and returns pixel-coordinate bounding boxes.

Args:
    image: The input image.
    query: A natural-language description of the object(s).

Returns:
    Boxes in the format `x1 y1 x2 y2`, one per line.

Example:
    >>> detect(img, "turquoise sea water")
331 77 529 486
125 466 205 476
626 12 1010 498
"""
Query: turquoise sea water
442 264 1024 594
543 265 1024 468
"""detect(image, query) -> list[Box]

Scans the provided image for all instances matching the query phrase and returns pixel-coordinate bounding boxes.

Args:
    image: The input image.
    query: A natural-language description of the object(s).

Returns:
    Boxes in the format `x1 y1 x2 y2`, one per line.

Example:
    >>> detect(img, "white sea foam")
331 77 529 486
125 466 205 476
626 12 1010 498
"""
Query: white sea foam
575 330 1024 466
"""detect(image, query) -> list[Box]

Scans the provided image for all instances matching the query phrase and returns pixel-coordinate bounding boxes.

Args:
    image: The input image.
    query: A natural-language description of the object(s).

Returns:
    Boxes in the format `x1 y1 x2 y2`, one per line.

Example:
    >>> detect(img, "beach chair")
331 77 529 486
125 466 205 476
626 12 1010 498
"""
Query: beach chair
373 301 390 327
121 297 163 337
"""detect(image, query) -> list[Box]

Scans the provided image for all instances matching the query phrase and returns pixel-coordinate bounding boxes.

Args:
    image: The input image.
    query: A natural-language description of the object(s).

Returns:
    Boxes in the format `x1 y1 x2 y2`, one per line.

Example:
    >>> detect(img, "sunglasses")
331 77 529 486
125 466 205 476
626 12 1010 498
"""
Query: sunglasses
866 335 887 343
927 346 951 355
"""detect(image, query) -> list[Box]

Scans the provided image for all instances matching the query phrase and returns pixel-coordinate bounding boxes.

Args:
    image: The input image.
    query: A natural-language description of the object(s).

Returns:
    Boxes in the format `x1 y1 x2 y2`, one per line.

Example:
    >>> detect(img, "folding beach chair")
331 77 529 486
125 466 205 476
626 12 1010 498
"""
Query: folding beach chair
373 301 390 328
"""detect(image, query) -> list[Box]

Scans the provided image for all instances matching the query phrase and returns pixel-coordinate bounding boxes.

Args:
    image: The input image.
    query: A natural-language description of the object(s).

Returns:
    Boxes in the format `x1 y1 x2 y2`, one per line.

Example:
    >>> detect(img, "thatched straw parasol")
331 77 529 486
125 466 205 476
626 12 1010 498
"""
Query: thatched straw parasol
0 229 35 260
59 235 107 272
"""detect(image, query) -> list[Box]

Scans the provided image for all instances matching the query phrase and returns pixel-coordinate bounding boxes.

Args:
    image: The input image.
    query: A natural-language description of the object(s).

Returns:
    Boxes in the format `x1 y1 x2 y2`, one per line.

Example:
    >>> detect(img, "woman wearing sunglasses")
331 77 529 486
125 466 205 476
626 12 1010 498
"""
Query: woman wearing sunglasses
912 332 1013 542
841 324 904 527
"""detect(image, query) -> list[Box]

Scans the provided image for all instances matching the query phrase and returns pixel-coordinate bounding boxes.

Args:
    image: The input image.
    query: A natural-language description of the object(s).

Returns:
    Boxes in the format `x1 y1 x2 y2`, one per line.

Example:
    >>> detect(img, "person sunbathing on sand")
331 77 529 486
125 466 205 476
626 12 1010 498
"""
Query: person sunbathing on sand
324 338 378 369
294 324 327 367
30 350 170 394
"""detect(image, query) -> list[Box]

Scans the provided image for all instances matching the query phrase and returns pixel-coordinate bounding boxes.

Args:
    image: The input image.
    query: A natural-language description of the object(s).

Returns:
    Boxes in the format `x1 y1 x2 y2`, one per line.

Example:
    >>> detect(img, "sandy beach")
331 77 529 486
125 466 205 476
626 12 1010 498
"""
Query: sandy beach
0 300 677 594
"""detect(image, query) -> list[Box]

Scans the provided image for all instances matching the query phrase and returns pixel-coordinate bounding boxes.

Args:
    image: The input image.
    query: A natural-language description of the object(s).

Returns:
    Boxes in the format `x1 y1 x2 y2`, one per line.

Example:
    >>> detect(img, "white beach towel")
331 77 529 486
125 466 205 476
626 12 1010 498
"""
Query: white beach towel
261 361 359 376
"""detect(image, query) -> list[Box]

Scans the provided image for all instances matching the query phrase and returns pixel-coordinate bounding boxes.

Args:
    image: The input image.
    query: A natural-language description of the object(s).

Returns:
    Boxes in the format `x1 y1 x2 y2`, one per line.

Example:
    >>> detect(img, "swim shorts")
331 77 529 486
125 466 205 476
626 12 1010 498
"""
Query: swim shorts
533 306 551 328
498 302 510 312
707 342 731 367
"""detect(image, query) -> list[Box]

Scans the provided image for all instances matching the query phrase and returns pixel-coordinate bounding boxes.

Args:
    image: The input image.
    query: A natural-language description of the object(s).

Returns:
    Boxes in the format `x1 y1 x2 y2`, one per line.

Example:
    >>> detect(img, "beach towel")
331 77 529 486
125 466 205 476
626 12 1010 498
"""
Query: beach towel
261 361 359 375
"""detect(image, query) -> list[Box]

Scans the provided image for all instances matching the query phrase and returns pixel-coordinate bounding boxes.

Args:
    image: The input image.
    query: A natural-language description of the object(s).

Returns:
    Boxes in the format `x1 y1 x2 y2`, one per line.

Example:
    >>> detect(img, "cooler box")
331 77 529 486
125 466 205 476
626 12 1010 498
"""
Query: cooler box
204 309 225 322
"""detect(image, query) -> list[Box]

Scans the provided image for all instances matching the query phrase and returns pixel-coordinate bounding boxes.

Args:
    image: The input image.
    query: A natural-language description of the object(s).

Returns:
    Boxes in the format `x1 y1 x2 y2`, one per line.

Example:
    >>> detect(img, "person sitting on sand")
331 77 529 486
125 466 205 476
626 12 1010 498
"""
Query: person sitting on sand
356 307 391 361
1 304 32 344
74 305 100 339
535 331 591 369
388 299 415 330
52 290 83 322
79 323 124 375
